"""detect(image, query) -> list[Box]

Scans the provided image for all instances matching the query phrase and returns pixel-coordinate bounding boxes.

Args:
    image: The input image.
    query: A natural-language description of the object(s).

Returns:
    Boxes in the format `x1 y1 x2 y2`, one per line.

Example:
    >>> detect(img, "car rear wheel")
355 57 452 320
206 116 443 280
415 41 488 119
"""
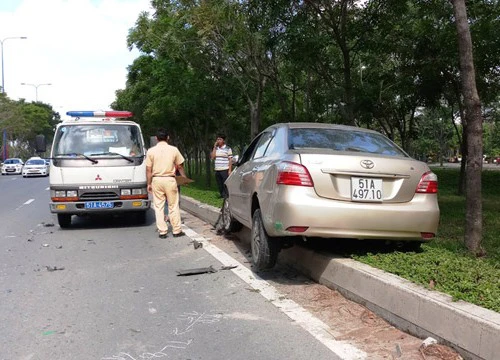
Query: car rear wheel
57 214 72 228
221 198 243 233
251 209 279 271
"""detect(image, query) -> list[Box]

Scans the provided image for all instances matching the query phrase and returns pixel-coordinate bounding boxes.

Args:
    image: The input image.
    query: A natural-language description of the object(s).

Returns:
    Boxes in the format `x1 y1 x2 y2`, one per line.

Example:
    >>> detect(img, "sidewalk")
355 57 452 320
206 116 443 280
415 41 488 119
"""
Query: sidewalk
181 195 500 360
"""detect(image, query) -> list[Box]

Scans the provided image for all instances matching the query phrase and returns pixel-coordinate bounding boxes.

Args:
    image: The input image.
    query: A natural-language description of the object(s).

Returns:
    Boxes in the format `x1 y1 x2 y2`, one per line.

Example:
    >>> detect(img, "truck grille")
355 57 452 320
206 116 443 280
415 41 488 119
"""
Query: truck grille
80 192 119 200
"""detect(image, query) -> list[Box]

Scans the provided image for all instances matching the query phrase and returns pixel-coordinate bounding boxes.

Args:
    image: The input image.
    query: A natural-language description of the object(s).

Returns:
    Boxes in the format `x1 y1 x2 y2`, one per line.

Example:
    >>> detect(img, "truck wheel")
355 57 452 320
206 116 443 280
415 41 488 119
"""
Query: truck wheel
136 211 147 224
57 214 72 228
222 198 243 233
251 209 279 271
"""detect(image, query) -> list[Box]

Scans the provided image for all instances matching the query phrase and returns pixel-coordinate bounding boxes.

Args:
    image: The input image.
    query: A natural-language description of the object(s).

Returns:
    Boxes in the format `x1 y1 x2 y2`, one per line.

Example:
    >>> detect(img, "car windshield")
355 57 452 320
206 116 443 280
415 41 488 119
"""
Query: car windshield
289 128 408 157
26 159 45 165
52 124 144 157
4 159 21 164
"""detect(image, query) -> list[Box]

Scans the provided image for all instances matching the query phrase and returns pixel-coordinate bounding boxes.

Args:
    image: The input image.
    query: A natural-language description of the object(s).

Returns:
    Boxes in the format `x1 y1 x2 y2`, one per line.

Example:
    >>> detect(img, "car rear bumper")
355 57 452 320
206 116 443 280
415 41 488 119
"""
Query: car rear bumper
263 188 440 240
49 199 151 214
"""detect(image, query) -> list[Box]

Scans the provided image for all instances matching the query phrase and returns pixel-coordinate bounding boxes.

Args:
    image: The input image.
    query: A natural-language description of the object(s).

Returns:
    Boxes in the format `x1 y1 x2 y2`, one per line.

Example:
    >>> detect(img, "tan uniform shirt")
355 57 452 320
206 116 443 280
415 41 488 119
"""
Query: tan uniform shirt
145 142 185 176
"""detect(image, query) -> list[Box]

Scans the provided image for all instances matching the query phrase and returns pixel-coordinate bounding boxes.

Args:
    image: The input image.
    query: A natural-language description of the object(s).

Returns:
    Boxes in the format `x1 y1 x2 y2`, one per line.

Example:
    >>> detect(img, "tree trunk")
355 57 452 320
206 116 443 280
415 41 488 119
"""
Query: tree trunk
452 0 484 255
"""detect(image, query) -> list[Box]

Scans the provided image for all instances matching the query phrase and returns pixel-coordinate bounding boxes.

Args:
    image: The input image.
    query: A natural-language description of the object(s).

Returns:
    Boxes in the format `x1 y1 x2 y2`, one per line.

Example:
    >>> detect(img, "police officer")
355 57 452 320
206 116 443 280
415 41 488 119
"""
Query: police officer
146 128 186 238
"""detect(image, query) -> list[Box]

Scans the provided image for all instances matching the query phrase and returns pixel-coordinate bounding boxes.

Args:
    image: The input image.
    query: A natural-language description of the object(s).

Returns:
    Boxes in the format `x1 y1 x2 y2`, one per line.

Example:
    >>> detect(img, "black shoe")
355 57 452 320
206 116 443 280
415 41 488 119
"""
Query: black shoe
173 231 186 238
159 233 168 239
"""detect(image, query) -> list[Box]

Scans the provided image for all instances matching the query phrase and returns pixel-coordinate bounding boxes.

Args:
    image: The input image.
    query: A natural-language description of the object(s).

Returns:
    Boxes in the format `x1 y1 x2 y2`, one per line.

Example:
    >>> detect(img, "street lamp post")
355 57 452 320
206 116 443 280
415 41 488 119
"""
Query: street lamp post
1 36 27 93
1 36 27 161
21 82 52 102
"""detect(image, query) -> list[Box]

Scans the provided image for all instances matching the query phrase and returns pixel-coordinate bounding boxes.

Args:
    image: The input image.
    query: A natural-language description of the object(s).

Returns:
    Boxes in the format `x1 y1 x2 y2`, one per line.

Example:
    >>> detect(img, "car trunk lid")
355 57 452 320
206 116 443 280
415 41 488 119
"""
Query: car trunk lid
298 152 430 203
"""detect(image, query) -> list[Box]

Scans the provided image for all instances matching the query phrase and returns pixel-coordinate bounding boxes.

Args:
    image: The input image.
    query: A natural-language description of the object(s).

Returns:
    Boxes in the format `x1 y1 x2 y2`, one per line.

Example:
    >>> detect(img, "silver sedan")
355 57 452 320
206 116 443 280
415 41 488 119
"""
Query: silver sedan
222 123 440 270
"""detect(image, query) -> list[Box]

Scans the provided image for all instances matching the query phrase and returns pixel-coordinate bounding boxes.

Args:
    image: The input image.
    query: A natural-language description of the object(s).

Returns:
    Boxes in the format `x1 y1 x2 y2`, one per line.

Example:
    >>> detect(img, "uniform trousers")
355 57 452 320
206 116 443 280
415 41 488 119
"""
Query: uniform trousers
152 177 182 235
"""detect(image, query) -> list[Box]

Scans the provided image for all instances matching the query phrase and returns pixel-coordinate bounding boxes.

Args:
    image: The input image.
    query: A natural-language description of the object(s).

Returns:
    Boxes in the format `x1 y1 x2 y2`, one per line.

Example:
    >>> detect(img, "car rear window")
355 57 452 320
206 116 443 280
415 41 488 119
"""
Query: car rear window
289 128 408 157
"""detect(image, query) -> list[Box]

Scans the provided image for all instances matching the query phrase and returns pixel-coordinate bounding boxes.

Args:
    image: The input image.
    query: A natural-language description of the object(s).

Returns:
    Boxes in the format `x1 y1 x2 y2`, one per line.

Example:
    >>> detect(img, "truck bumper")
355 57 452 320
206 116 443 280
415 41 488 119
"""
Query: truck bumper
50 199 151 214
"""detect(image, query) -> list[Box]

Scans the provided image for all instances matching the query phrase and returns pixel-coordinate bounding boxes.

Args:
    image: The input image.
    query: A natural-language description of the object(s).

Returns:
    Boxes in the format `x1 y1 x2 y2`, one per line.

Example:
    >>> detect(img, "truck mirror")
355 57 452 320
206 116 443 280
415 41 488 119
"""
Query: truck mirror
35 134 46 153
149 136 158 147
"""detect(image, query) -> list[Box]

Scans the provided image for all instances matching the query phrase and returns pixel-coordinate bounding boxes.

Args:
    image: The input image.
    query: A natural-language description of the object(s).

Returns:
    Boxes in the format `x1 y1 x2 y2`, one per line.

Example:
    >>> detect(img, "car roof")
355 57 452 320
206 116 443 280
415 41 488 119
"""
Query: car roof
265 122 382 135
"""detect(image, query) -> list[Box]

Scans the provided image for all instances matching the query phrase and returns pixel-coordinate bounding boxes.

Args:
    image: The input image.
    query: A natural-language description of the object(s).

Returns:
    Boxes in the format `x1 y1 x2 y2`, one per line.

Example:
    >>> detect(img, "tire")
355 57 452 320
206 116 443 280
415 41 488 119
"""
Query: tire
136 211 147 224
251 209 280 271
57 214 72 228
221 198 243 233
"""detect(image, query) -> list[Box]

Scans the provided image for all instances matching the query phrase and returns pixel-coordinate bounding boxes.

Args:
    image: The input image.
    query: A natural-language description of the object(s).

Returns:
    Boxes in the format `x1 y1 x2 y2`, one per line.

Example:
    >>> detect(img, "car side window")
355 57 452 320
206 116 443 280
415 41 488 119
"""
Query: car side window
252 132 273 160
263 129 283 158
238 135 263 165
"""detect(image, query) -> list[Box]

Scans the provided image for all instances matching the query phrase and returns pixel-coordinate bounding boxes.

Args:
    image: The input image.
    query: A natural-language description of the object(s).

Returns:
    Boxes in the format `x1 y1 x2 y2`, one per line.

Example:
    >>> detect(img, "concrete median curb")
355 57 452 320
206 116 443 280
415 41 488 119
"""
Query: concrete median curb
181 195 500 360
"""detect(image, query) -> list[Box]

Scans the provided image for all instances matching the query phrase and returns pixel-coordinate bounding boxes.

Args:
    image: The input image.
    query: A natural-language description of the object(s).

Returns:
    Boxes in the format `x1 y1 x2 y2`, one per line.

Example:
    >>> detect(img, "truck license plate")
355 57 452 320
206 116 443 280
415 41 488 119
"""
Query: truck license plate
85 201 114 209
351 177 383 202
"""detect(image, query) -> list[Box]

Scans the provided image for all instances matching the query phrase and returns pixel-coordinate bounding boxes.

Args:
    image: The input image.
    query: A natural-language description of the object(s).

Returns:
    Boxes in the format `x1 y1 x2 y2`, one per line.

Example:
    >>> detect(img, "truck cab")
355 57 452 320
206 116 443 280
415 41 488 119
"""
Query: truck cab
46 111 150 228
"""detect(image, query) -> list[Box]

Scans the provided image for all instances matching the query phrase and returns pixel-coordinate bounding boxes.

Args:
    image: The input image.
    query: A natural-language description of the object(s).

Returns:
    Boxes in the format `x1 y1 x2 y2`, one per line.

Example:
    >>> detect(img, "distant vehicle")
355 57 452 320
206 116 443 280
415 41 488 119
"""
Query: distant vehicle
22 157 49 177
1 158 24 175
221 122 440 270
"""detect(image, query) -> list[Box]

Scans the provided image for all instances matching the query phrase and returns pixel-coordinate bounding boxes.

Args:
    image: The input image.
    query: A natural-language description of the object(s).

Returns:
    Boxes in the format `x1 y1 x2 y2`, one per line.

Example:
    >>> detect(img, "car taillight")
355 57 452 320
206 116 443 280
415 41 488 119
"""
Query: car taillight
276 161 313 187
416 171 438 193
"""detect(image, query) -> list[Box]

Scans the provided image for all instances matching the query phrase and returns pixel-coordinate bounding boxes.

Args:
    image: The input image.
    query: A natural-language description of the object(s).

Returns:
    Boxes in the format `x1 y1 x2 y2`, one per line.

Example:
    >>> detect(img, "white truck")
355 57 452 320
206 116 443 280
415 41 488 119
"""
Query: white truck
36 111 151 228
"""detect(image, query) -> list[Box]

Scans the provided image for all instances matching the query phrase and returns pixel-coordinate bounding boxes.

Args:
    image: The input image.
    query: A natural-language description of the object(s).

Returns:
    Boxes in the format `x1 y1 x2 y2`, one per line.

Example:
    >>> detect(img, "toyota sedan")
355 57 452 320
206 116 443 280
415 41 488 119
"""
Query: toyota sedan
22 157 50 177
221 123 440 270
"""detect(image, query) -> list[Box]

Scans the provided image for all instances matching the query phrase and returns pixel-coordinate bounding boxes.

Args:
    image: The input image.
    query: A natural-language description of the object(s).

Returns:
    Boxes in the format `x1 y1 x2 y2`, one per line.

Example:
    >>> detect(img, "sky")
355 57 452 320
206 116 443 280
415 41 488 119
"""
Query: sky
0 0 152 120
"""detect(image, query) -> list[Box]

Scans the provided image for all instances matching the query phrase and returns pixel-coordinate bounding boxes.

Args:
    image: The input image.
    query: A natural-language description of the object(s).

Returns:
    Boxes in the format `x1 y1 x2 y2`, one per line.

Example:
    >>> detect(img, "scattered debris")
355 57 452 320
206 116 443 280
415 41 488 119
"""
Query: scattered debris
220 265 237 271
192 240 203 249
419 337 463 360
56 245 63 249
394 343 402 358
42 244 50 247
421 337 438 348
43 223 55 227
177 266 217 276
46 266 65 272
27 238 34 242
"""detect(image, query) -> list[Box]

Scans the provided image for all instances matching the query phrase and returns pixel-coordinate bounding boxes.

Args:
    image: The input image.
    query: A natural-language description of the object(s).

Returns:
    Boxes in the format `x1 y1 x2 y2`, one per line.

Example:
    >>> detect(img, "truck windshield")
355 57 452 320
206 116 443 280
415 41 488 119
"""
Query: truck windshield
53 124 144 158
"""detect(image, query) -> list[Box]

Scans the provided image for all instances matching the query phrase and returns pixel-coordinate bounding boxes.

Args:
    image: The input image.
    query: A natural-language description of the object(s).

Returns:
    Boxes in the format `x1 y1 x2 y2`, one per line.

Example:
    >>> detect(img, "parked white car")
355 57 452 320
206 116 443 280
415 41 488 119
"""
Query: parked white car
1 158 24 175
22 157 49 177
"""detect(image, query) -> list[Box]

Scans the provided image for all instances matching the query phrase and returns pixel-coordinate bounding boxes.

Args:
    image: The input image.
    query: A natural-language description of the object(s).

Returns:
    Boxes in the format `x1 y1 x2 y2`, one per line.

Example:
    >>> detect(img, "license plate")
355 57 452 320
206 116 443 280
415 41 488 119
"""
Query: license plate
351 177 383 202
85 201 114 209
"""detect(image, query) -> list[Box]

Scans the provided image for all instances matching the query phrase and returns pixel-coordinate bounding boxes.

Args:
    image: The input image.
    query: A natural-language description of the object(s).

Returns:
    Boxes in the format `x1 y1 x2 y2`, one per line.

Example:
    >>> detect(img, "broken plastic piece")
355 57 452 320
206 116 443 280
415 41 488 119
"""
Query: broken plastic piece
176 266 217 276
220 265 238 271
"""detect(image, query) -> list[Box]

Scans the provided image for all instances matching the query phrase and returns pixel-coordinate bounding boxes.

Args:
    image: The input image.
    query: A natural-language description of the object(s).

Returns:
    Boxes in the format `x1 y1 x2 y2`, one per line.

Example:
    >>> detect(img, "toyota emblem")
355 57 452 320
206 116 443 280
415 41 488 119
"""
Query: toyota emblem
360 160 374 169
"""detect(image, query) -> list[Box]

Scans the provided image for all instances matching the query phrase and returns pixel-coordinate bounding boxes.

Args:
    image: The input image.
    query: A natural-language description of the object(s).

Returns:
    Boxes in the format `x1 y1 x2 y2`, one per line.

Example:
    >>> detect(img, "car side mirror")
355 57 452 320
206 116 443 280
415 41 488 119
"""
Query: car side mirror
232 155 239 165
35 134 46 153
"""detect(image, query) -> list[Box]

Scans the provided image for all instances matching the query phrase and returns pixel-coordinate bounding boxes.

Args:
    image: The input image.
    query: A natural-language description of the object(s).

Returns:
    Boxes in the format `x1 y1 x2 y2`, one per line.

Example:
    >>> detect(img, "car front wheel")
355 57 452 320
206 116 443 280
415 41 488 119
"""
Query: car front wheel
251 209 280 271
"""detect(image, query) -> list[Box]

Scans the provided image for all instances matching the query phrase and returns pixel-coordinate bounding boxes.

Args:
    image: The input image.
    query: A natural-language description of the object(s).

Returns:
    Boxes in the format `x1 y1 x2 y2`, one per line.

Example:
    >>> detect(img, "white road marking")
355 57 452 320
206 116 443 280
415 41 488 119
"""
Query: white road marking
16 198 35 210
183 226 367 360
45 187 49 191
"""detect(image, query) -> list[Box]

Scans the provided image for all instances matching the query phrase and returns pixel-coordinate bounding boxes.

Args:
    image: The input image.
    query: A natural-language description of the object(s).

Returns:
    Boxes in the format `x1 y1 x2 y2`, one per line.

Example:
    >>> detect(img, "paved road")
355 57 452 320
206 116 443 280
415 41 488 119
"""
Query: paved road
0 175 351 360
